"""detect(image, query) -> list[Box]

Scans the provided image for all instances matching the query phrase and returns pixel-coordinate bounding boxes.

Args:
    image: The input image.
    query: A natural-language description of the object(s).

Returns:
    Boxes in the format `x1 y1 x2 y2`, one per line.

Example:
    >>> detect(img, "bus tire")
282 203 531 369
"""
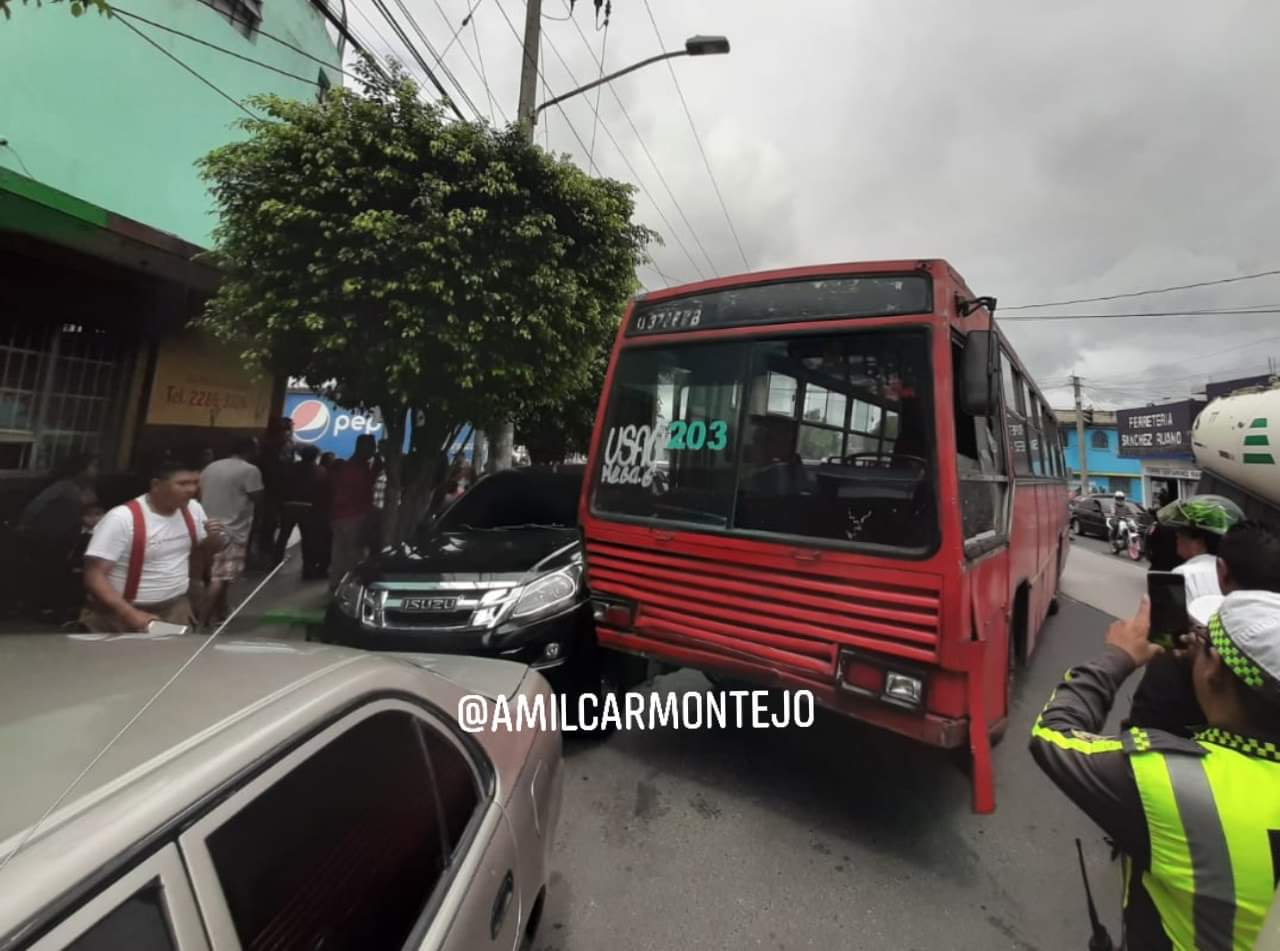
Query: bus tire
1048 597 1060 616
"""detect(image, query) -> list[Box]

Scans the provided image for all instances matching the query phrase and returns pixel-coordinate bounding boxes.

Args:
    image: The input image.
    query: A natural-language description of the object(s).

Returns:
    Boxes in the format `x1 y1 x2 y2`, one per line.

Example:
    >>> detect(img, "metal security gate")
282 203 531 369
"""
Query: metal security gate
0 317 132 472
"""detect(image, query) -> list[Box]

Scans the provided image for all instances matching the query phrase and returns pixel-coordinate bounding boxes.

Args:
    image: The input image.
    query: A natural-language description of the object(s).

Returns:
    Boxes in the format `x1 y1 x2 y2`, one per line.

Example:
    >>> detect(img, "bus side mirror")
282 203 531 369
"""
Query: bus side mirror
960 331 997 417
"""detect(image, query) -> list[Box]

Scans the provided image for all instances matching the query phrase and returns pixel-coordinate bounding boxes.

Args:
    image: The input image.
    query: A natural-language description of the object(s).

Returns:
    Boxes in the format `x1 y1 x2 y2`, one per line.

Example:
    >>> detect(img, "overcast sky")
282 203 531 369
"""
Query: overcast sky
347 0 1280 411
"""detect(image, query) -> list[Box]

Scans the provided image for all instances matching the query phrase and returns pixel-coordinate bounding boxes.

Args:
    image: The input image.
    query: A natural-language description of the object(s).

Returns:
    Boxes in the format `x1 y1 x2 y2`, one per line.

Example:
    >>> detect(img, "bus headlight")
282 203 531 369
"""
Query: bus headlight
883 672 924 709
512 566 581 620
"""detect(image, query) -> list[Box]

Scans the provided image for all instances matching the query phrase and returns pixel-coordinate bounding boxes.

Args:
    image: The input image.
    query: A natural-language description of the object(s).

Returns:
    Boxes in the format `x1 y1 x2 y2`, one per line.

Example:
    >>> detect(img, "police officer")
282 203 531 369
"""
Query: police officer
1029 590 1280 950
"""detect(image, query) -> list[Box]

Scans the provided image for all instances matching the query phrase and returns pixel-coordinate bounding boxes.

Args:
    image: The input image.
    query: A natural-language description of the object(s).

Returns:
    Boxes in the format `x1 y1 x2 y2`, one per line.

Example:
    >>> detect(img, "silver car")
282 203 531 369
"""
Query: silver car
0 634 562 950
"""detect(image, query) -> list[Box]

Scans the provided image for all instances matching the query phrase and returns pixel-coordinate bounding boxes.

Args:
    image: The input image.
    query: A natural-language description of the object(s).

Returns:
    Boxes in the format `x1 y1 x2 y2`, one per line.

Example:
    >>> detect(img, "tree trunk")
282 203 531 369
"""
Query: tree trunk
387 414 464 543
380 409 407 548
486 420 514 473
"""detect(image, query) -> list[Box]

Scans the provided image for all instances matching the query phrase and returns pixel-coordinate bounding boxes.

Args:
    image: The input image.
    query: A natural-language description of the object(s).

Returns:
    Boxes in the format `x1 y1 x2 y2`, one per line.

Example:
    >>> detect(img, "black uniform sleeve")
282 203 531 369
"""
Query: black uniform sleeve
1028 646 1152 866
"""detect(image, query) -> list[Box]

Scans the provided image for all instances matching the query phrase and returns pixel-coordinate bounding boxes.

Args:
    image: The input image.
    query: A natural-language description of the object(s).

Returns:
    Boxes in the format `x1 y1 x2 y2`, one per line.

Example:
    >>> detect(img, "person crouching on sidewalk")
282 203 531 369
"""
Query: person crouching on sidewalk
81 458 229 633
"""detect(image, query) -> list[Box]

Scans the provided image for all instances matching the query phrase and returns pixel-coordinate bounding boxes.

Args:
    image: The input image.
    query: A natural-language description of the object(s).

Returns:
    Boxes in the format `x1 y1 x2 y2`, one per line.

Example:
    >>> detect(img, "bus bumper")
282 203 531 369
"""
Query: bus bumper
596 626 997 814
596 626 968 746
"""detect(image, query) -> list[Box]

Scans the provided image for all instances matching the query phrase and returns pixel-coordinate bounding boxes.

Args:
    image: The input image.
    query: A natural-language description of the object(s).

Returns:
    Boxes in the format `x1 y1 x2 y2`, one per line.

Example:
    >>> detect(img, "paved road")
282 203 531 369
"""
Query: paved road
540 555 1143 951
1062 533 1147 620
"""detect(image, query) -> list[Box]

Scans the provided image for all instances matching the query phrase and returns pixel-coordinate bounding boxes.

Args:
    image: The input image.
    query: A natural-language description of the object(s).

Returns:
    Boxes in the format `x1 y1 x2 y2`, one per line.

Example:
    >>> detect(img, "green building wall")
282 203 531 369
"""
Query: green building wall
0 0 339 246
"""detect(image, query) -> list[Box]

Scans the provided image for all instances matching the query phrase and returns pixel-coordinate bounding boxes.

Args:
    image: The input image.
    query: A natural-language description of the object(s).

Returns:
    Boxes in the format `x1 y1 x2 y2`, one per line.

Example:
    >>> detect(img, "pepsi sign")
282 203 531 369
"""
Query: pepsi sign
284 392 474 461
285 393 390 457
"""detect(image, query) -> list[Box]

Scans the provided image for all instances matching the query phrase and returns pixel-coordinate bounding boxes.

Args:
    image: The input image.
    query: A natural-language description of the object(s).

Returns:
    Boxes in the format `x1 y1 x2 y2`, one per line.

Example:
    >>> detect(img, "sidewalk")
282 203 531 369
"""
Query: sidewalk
219 551 331 641
0 538 331 639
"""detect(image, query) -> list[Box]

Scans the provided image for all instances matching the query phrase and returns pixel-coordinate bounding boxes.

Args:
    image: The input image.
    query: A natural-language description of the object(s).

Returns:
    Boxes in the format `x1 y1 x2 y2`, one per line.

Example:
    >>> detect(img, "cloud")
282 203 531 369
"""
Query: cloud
363 0 1280 409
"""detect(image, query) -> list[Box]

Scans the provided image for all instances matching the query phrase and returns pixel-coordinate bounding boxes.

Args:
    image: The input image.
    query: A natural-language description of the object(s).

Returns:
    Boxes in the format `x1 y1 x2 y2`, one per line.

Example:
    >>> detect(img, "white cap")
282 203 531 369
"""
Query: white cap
1210 590 1280 692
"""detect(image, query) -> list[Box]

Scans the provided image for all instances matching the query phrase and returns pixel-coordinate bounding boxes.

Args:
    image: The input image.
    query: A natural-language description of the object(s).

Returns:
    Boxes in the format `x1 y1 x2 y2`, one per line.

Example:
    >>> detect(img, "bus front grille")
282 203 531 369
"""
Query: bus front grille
585 540 942 674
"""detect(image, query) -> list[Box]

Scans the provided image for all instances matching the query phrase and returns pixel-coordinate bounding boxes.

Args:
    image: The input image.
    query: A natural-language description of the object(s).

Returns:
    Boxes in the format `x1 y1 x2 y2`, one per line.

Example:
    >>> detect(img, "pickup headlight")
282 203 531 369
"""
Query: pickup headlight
335 573 364 618
512 565 581 620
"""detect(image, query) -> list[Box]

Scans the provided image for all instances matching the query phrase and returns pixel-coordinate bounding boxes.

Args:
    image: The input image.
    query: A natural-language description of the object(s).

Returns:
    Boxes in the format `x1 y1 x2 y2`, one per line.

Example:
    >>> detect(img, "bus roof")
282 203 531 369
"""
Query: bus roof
635 259 950 304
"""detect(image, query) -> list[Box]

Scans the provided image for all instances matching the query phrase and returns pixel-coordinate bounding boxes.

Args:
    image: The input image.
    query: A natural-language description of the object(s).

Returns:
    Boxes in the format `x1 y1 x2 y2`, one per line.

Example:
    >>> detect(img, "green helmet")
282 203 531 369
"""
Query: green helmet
1156 494 1245 536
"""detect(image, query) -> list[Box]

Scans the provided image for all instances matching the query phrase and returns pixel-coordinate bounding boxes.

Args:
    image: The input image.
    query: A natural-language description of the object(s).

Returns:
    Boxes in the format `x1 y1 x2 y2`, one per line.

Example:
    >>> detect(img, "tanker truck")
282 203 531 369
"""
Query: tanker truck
1190 381 1280 532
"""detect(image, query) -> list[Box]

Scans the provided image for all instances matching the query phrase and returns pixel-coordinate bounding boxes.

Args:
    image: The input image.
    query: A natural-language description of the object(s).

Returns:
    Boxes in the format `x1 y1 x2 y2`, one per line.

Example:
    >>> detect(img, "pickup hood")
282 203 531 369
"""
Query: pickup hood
370 527 579 580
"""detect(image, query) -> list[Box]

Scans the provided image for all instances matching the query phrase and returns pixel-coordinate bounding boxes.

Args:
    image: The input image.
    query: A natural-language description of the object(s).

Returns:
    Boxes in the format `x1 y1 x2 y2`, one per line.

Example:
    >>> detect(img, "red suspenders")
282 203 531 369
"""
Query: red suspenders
122 499 198 604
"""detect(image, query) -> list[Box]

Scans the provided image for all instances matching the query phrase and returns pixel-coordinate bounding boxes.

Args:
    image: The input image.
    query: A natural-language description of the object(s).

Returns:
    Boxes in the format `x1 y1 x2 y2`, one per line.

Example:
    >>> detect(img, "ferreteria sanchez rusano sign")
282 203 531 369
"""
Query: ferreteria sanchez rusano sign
1117 400 1202 458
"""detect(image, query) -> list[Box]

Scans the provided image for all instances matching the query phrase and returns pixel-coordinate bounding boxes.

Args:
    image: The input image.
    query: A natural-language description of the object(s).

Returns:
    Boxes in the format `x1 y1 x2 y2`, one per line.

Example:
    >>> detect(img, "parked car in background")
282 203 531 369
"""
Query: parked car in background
1069 493 1150 540
320 466 621 706
0 634 561 951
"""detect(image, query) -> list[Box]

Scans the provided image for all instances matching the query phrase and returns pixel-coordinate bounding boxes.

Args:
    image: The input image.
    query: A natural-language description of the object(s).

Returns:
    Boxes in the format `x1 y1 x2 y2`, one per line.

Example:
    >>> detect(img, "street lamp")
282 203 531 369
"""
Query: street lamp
531 34 730 123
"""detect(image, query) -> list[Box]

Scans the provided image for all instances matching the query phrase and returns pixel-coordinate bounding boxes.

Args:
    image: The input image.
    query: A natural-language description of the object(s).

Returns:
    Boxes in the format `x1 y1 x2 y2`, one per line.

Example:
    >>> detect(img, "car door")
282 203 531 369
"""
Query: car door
27 845 209 951
177 698 517 951
1081 498 1106 536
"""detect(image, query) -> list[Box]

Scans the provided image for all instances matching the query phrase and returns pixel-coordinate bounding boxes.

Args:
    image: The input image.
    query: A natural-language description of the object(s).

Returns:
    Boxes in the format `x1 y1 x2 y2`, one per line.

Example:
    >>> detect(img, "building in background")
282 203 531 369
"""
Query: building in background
1055 408 1144 501
1115 400 1204 504
0 0 340 514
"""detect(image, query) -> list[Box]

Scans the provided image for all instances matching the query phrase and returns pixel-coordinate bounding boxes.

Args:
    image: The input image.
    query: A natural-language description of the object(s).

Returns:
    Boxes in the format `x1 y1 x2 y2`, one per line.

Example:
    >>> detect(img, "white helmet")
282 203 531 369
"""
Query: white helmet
1114 491 1126 501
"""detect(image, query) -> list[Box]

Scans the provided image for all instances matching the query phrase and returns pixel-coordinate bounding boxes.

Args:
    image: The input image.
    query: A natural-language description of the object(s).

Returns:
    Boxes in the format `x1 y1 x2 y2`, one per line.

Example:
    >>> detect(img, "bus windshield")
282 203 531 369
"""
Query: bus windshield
592 327 937 554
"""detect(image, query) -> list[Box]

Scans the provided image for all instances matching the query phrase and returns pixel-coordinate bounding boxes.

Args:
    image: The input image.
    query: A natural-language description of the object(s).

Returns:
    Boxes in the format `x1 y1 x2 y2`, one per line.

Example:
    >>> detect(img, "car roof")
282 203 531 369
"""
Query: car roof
0 635 526 857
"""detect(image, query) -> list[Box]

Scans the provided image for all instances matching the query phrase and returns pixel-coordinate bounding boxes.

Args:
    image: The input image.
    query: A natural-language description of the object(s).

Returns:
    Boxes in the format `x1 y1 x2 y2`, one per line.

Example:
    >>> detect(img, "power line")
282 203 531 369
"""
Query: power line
640 0 750 272
535 14 708 282
188 0 352 79
490 0 592 156
1001 268 1280 311
428 0 508 123
562 10 717 277
588 17 607 172
383 0 482 118
999 306 1280 322
114 13 257 119
487 0 700 284
347 0 439 94
110 6 323 87
440 0 486 60
365 0 466 118
0 142 34 177
469 7 496 123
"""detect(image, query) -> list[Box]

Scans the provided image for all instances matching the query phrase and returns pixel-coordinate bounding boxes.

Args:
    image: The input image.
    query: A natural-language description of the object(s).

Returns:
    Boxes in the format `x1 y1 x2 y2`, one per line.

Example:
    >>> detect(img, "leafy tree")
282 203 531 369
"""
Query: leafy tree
516 341 611 465
197 57 655 541
0 0 109 19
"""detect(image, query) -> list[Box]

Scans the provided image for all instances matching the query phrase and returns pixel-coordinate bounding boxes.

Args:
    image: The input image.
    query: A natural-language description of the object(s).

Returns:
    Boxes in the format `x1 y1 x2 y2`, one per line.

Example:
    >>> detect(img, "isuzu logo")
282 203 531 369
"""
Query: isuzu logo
401 597 459 612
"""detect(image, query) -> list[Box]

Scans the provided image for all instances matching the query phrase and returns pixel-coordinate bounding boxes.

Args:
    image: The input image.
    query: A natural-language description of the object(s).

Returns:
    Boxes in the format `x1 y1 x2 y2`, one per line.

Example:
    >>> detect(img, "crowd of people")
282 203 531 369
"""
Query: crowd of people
1031 495 1280 949
8 416 479 633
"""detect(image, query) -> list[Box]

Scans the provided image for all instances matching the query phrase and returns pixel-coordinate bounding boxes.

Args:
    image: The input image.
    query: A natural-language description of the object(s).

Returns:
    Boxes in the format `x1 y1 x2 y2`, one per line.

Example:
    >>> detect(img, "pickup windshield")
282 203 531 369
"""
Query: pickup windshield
592 328 937 554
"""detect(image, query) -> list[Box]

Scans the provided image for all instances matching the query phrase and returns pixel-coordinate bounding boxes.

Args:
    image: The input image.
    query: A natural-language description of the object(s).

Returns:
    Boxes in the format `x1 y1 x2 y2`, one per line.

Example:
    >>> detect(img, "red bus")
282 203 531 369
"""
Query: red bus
578 259 1070 813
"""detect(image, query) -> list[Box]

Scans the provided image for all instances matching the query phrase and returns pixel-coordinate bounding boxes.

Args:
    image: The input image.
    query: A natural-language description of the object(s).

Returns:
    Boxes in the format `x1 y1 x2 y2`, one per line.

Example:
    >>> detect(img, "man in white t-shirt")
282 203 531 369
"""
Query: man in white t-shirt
81 459 229 633
198 438 264 627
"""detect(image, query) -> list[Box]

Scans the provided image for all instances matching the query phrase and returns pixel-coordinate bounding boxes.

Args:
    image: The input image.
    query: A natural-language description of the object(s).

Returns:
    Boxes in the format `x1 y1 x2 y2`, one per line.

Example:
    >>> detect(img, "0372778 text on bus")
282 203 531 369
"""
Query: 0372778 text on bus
578 259 1070 814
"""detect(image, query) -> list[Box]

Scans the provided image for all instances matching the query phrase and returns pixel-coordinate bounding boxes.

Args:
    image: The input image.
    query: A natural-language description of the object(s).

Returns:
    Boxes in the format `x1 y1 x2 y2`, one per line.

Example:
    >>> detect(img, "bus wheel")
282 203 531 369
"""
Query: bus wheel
1048 597 1060 616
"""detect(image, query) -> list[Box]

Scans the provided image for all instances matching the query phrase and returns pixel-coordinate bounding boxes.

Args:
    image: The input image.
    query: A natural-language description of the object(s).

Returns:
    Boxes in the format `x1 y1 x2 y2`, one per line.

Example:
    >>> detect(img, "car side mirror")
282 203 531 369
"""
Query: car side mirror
959 330 997 417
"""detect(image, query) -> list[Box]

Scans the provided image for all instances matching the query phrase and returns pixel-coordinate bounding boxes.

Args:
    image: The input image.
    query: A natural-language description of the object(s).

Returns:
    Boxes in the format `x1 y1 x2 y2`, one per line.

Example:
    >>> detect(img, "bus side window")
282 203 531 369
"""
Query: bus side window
1002 350 1034 479
954 338 1008 542
1027 398 1045 477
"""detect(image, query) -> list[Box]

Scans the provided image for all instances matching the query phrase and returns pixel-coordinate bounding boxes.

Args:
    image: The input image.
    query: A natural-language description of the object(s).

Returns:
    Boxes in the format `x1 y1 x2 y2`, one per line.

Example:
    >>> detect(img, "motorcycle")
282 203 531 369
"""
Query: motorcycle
1109 513 1145 561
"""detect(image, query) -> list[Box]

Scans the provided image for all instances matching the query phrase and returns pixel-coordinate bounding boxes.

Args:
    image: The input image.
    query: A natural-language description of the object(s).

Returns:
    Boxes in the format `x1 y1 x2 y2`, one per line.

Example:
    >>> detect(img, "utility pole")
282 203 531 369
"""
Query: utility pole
1072 374 1088 495
485 0 542 473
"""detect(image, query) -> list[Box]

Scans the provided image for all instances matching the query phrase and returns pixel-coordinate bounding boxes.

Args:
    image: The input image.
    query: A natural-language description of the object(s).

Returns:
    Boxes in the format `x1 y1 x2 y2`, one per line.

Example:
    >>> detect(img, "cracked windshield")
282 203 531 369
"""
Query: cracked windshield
3 2 1280 949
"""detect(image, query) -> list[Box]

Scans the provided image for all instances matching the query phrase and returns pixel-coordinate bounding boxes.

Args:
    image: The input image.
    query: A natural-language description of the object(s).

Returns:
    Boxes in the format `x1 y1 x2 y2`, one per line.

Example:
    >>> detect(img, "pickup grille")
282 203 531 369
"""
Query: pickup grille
586 540 941 676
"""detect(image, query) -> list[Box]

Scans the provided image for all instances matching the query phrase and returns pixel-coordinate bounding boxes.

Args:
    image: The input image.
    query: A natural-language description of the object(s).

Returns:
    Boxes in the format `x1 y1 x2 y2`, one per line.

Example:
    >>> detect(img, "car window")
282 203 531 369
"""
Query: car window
30 847 206 951
418 720 482 854
437 470 583 531
203 710 464 950
63 884 174 951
